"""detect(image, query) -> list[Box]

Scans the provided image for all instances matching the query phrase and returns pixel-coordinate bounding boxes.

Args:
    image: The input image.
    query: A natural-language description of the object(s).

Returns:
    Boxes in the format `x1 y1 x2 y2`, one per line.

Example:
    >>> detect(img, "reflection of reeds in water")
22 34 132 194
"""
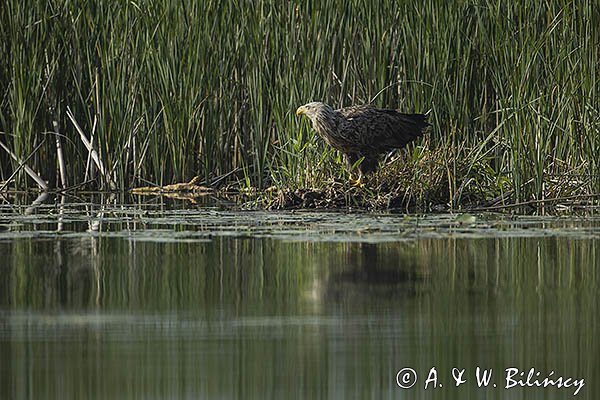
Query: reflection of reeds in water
3 235 599 397
5 235 599 309
1 1 599 207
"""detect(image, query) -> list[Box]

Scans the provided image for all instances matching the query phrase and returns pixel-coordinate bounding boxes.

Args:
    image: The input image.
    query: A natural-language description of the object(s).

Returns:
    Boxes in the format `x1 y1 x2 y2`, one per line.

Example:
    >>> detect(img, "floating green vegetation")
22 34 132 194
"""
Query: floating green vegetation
0 1 599 211
2 200 600 242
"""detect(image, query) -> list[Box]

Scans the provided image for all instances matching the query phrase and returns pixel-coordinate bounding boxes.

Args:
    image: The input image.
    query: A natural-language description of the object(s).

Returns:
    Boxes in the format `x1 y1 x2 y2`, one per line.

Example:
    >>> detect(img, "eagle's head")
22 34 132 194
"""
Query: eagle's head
296 101 328 119
296 101 337 128
296 101 340 144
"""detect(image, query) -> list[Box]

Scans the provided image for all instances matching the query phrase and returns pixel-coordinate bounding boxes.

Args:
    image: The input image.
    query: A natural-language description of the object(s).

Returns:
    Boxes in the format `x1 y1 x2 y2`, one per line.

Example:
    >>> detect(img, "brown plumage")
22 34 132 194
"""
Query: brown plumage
296 101 429 174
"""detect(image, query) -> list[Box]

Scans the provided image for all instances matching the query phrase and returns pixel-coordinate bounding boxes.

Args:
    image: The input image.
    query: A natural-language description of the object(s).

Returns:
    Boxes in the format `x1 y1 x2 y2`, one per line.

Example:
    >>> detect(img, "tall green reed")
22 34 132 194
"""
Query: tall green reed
0 0 598 203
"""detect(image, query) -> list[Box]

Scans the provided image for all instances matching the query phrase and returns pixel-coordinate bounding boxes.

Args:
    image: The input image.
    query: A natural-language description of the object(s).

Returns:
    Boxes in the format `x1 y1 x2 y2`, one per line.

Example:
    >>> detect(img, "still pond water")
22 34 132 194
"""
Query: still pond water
1 197 599 399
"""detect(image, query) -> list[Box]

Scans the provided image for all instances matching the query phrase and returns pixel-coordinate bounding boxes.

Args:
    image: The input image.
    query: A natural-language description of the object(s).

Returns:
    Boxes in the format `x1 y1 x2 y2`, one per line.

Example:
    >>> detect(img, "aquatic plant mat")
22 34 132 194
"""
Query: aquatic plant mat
2 198 600 242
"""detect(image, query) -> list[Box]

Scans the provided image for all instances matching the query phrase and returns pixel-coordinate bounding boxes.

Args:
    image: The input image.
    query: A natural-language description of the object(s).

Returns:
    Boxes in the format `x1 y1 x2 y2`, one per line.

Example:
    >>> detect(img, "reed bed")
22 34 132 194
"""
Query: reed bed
1 1 599 209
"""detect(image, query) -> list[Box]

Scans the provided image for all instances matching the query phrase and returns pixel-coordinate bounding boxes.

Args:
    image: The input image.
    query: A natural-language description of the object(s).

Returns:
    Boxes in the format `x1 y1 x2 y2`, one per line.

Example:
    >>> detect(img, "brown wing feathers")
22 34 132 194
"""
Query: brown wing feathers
338 106 429 153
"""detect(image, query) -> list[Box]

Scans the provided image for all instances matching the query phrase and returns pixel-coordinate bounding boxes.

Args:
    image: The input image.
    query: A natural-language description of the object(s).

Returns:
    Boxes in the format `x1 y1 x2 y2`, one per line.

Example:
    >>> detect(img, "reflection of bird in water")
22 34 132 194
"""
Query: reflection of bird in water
296 101 430 184
303 243 423 307
341 243 415 284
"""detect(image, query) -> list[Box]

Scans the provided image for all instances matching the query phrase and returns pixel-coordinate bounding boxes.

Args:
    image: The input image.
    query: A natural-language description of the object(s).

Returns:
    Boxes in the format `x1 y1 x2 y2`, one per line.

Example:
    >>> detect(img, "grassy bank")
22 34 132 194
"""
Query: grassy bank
1 1 599 209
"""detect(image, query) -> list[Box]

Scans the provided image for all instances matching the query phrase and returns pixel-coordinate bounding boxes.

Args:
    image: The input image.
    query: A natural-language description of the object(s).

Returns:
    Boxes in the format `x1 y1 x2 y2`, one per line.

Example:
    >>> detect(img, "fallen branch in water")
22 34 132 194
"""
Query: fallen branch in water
130 176 214 195
468 193 600 212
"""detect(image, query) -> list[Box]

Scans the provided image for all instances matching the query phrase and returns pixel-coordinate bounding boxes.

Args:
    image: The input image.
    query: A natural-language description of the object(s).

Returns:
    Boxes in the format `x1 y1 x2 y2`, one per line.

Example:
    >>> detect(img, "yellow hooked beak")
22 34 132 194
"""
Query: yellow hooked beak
295 106 306 116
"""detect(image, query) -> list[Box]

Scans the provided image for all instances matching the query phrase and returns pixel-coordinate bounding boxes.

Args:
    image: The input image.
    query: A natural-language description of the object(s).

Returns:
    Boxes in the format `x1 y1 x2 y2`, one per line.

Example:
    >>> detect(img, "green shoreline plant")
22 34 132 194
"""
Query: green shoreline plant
1 1 598 209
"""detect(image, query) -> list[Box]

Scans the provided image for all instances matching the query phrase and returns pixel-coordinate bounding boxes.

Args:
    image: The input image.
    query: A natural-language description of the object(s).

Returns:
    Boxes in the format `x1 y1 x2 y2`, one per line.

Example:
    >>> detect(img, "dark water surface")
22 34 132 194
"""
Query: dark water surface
1 198 599 399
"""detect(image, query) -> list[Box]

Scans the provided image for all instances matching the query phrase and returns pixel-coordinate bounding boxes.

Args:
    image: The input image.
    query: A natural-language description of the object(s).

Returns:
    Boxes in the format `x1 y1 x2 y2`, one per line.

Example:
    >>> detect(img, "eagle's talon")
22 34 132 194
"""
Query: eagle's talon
349 175 364 187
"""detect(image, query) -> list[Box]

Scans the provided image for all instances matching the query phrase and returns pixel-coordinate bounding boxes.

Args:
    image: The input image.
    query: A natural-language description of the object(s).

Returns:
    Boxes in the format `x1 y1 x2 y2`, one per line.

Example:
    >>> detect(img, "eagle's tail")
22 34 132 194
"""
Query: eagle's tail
391 113 430 148
400 113 430 135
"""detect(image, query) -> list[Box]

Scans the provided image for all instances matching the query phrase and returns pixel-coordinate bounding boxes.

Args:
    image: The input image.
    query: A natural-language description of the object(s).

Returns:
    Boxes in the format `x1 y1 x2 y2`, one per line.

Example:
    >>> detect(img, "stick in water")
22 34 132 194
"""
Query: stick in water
53 121 68 189
0 139 49 191
66 107 117 190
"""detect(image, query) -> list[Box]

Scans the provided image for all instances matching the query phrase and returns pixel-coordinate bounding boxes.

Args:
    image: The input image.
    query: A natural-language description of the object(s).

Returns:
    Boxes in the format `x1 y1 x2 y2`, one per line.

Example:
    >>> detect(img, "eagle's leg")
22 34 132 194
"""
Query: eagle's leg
346 153 365 187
